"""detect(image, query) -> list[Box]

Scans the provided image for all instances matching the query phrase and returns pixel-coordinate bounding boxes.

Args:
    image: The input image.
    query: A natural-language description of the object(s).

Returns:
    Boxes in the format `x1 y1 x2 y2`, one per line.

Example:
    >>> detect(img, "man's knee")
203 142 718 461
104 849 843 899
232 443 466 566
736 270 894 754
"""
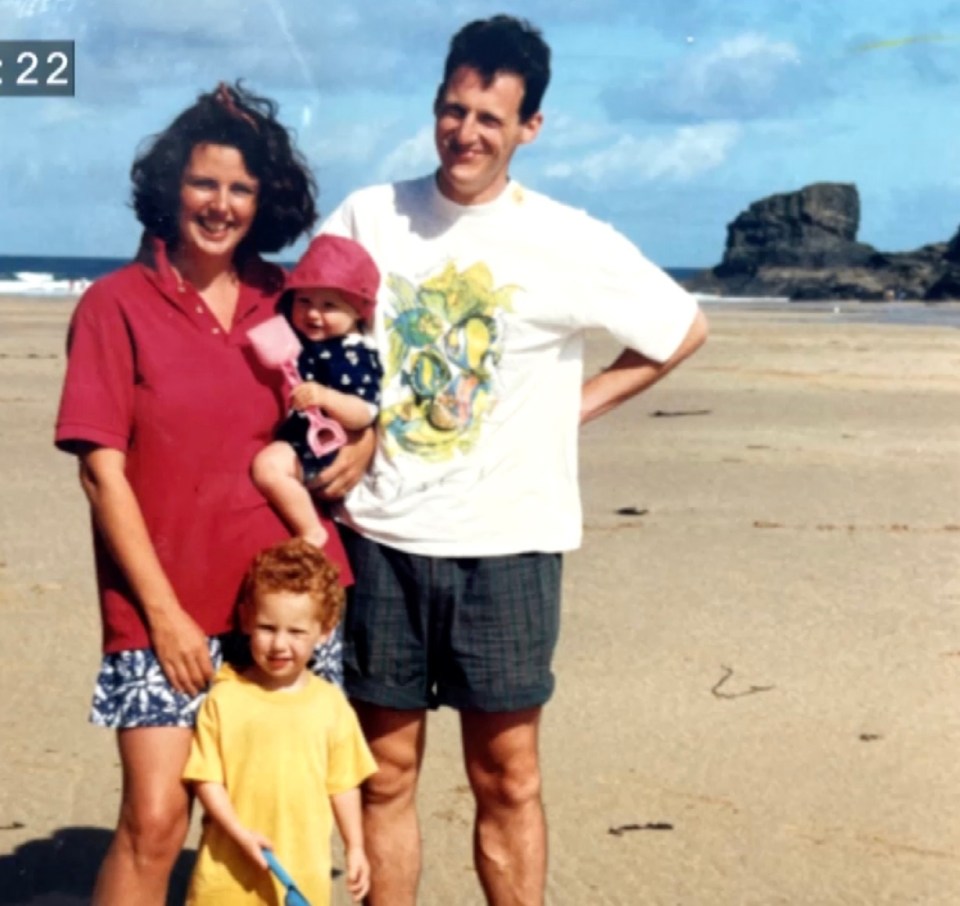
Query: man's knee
469 756 543 811
355 704 426 810
463 708 544 811
364 751 419 808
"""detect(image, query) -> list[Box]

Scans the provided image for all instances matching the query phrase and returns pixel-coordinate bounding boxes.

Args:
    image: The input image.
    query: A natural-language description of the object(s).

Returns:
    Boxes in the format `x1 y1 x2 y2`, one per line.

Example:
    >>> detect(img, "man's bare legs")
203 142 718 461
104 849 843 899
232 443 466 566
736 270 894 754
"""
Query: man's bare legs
251 440 328 547
352 703 427 906
462 708 546 906
91 727 194 906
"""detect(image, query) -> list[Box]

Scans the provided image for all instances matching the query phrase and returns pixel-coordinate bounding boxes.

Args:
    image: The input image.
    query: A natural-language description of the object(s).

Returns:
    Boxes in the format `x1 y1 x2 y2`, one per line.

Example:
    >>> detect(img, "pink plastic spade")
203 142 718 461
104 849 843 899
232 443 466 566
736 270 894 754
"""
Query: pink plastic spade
247 315 347 458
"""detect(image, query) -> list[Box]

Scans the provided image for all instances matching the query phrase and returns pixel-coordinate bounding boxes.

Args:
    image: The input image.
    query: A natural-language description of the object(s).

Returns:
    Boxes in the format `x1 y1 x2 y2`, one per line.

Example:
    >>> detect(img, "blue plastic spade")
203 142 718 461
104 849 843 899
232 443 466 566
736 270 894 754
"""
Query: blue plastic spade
262 848 312 906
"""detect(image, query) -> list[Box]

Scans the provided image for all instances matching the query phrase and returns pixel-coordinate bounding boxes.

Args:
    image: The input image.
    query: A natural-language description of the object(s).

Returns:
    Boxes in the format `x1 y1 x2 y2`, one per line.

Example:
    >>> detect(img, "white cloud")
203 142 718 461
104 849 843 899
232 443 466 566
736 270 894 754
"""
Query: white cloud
3 0 73 19
308 120 393 167
545 121 741 184
693 32 800 82
377 126 436 181
539 112 617 150
605 32 808 122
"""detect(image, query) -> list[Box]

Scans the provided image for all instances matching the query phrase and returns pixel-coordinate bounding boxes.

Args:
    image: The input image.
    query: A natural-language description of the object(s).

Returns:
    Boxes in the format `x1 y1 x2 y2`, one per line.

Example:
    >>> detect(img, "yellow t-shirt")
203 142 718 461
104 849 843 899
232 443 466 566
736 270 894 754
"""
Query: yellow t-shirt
183 665 377 905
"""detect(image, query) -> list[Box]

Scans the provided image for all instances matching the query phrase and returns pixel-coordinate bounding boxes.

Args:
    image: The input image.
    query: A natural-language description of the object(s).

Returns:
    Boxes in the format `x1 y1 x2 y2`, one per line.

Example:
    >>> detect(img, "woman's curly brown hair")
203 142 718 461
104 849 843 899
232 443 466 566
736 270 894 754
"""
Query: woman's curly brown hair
131 80 317 256
240 538 343 633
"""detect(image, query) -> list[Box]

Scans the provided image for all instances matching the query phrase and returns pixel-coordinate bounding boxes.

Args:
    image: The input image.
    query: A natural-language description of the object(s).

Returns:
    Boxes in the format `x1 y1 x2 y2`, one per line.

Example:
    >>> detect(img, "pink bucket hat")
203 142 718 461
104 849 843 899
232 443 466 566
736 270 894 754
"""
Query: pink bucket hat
285 234 380 323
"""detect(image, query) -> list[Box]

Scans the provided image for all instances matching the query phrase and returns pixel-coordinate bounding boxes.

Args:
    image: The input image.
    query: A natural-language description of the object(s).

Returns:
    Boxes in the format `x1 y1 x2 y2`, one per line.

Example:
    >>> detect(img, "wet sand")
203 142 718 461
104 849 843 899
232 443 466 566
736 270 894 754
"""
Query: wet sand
1 296 958 904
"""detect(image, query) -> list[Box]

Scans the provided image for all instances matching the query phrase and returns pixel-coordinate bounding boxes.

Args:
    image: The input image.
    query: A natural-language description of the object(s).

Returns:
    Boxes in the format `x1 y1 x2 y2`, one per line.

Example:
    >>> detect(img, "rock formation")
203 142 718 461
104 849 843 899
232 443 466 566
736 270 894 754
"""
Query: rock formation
684 182 959 300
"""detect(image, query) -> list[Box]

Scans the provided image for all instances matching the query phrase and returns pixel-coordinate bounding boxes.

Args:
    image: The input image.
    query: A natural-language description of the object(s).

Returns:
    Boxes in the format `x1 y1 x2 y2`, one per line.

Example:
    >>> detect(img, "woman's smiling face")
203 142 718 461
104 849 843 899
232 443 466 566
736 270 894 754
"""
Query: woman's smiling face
176 143 259 264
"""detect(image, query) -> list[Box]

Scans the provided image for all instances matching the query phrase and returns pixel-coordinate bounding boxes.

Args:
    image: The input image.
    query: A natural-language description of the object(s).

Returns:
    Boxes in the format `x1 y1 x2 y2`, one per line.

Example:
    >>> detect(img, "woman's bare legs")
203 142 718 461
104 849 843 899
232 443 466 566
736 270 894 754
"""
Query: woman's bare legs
91 726 194 906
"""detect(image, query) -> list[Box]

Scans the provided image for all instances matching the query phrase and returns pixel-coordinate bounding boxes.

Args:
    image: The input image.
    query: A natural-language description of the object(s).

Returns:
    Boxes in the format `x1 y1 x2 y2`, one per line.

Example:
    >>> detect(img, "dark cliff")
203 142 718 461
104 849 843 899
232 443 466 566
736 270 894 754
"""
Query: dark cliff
684 182 959 301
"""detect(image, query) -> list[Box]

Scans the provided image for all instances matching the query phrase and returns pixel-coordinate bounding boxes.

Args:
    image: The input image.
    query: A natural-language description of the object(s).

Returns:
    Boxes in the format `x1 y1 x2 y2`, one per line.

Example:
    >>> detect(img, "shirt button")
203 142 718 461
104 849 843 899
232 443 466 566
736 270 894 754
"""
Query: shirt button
212 327 221 335
196 305 204 314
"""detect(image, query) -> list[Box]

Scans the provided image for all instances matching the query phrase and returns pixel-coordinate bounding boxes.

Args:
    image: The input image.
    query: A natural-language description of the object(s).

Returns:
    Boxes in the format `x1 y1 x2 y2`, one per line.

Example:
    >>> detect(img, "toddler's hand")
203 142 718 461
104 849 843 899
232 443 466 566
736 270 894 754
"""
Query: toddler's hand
344 845 370 902
236 829 274 870
290 381 327 411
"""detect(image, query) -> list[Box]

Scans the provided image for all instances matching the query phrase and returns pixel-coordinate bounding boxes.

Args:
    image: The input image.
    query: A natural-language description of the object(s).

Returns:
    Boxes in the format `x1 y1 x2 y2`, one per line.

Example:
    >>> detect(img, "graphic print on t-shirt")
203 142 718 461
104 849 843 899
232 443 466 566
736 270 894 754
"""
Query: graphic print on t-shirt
381 261 514 462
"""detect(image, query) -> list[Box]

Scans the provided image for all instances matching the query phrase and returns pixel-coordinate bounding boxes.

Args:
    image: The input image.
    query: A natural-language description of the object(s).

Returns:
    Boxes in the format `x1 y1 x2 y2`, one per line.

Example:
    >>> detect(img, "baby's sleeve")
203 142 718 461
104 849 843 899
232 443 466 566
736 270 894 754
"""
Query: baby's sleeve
182 694 225 785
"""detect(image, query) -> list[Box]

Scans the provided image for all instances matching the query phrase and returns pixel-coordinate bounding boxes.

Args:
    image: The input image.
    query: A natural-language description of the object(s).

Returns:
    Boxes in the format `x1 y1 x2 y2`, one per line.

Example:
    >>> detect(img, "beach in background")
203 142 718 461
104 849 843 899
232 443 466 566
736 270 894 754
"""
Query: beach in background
0 295 958 905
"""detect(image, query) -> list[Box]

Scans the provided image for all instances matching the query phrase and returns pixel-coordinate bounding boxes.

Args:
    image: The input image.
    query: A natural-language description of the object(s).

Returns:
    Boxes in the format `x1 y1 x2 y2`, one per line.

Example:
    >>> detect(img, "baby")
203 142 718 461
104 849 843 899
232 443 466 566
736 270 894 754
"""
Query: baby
252 234 383 547
183 538 377 905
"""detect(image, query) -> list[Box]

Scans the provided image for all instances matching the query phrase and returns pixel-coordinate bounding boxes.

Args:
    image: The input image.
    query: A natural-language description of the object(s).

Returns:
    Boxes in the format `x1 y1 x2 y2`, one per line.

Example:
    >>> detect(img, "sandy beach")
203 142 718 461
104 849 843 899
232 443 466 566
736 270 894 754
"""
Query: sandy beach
1 296 958 905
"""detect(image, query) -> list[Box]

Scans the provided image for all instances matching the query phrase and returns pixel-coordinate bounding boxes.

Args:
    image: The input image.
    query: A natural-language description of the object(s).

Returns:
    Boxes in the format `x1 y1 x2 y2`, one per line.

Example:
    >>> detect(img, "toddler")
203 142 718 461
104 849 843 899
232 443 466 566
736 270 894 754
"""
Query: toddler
252 234 383 547
183 538 377 905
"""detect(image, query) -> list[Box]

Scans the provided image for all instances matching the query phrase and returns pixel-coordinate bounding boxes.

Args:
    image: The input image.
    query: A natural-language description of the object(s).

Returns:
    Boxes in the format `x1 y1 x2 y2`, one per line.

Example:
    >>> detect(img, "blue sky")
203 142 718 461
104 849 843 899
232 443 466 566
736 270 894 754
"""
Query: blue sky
2 0 959 266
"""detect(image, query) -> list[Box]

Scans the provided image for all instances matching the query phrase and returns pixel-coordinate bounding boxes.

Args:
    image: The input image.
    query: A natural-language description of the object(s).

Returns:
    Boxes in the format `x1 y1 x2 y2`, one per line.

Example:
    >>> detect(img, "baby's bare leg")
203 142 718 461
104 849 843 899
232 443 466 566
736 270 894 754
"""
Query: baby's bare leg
251 441 328 547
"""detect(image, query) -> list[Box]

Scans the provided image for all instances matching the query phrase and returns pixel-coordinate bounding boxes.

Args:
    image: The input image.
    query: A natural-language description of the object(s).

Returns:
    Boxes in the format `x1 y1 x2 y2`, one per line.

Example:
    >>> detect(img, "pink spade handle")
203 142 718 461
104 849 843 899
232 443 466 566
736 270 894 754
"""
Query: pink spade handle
247 316 347 458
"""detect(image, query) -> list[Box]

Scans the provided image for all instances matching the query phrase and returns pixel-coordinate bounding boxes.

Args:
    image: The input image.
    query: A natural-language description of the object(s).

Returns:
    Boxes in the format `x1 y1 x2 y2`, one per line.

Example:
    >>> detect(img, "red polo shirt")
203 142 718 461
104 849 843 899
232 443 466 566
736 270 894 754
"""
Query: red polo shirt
55 237 352 653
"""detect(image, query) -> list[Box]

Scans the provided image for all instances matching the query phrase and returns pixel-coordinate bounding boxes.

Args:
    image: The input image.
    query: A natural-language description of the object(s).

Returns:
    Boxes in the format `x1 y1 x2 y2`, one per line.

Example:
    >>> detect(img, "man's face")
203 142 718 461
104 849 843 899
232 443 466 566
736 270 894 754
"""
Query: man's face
433 65 543 206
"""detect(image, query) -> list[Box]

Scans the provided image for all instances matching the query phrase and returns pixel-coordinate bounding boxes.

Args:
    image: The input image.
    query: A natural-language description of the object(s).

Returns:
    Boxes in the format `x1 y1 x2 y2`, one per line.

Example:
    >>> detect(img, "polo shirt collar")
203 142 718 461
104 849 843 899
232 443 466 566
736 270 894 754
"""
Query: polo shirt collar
135 233 283 325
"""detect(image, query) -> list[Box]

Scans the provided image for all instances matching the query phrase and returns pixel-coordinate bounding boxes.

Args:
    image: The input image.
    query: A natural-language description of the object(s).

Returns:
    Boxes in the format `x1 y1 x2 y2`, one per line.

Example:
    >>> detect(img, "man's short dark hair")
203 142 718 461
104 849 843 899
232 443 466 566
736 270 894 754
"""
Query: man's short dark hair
437 14 551 122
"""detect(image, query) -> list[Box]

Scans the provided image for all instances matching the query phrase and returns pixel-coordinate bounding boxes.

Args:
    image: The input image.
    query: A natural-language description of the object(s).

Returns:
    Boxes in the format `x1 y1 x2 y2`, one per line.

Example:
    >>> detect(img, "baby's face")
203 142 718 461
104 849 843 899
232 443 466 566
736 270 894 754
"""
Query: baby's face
290 288 360 341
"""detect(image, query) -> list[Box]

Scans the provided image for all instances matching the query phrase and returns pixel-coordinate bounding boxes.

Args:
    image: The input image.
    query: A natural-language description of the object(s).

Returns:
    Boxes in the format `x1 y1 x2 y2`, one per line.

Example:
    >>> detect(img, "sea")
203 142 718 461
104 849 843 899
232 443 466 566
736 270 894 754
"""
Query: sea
0 255 705 297
2 255 958 327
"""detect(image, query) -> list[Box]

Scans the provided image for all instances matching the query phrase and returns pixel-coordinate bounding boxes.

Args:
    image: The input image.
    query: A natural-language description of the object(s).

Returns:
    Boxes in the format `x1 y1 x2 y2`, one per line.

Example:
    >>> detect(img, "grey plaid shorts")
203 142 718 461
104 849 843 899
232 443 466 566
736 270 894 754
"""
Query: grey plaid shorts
340 527 562 712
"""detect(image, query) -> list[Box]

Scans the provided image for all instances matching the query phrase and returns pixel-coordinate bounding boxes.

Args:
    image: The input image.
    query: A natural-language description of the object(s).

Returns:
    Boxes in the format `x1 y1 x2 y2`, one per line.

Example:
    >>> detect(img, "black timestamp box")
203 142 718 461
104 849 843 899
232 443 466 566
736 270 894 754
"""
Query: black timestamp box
0 40 75 97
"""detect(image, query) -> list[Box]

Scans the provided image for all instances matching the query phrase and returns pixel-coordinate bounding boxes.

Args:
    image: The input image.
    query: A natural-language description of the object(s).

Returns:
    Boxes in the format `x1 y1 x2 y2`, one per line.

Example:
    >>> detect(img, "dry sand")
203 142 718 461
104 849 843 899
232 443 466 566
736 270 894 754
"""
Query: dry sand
0 296 958 905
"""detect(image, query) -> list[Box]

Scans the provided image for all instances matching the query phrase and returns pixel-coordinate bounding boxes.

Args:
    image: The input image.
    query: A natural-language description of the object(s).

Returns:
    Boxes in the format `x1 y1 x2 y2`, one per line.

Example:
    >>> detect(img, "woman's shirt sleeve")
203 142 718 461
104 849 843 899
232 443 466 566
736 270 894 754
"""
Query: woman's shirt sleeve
55 281 135 454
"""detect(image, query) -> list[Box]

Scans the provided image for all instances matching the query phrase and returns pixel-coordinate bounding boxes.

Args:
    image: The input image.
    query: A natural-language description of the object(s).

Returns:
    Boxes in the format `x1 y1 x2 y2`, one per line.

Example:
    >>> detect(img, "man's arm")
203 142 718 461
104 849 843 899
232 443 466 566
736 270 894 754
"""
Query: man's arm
314 425 377 500
580 308 708 425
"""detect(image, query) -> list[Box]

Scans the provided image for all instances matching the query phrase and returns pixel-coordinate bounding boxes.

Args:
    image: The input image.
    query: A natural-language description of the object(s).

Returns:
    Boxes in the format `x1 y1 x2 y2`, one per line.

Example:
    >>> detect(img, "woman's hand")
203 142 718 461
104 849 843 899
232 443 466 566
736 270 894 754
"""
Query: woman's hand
290 380 328 411
79 445 213 695
149 608 214 697
313 425 377 500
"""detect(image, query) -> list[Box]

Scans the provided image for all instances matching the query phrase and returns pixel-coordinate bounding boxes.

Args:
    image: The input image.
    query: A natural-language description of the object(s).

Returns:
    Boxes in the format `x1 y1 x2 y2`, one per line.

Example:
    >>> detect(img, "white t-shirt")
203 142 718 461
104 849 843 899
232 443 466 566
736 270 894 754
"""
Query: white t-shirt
321 175 698 556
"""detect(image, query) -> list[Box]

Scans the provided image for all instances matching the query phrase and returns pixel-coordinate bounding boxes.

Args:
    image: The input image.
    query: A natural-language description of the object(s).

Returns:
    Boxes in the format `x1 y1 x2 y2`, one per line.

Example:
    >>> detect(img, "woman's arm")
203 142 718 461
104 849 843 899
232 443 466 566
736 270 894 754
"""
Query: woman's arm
78 445 213 695
331 787 370 902
195 782 272 869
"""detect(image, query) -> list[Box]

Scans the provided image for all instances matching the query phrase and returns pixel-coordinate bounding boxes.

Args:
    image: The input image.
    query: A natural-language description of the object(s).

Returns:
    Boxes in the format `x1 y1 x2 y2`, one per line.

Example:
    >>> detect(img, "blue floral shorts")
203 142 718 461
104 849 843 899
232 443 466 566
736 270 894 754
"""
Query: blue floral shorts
90 626 344 729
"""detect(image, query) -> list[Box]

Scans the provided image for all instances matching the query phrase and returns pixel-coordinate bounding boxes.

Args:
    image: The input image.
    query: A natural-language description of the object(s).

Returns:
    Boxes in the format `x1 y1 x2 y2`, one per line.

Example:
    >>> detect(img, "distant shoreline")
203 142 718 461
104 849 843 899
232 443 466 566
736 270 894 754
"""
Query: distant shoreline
698 298 960 328
3 293 959 331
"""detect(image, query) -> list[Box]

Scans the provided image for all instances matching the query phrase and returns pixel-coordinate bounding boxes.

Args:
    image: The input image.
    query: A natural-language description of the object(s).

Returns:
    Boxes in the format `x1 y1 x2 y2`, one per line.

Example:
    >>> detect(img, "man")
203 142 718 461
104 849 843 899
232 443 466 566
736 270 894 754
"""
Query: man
320 15 707 905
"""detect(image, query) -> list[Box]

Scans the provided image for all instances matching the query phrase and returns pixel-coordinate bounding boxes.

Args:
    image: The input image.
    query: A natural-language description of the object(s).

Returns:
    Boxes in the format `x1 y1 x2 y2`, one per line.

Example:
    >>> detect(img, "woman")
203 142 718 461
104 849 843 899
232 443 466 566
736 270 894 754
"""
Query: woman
55 83 357 905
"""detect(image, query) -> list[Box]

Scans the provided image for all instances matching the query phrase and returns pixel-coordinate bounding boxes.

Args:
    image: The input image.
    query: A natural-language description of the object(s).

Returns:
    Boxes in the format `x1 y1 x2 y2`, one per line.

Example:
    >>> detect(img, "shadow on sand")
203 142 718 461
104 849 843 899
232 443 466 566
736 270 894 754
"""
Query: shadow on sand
0 827 195 905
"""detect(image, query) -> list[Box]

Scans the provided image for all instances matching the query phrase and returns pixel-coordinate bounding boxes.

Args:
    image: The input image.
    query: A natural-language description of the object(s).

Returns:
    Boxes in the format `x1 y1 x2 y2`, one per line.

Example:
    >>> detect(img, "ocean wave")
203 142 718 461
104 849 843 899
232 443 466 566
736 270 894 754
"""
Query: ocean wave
0 271 92 296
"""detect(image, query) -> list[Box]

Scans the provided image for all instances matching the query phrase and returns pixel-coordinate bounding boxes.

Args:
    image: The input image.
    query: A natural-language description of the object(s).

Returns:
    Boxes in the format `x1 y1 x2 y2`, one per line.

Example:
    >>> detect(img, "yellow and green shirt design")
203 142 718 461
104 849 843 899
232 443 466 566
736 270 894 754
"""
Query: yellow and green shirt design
381 261 515 462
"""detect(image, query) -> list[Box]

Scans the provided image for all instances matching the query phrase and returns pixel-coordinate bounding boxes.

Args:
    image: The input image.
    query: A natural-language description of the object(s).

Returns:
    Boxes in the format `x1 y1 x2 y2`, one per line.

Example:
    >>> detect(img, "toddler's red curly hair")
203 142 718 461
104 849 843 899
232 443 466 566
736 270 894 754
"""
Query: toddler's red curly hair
240 538 343 633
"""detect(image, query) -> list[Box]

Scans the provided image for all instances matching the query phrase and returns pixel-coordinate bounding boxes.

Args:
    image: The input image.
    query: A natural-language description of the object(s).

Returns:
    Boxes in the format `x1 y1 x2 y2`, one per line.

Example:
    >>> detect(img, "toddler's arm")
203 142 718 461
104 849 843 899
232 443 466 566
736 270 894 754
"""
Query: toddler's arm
331 787 370 902
195 781 273 870
290 381 377 431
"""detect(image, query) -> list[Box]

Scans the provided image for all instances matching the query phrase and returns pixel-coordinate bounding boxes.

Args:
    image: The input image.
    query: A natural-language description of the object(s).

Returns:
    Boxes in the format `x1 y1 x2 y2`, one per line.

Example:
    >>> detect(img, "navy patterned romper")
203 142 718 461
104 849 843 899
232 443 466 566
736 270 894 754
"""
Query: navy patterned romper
276 331 383 482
